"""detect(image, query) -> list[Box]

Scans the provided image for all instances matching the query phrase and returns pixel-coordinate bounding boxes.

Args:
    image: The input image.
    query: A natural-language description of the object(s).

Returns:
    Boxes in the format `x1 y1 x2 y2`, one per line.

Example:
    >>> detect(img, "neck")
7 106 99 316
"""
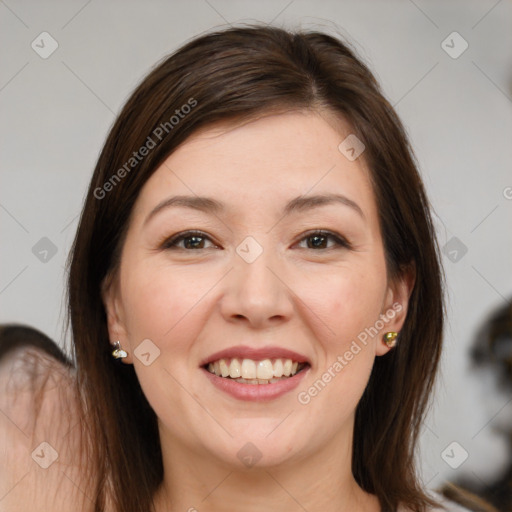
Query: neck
152 421 380 512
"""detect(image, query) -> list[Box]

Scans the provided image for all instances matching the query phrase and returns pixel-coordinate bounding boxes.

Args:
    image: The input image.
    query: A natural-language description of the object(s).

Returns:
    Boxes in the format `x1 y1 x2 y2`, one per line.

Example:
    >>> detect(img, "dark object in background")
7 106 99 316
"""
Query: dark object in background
441 483 500 512
441 301 512 512
472 302 512 385
0 323 72 367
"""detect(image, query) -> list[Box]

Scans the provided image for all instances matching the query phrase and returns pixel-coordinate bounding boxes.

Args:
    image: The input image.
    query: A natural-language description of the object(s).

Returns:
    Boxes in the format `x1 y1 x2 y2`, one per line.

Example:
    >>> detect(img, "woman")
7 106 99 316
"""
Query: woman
1 24 479 512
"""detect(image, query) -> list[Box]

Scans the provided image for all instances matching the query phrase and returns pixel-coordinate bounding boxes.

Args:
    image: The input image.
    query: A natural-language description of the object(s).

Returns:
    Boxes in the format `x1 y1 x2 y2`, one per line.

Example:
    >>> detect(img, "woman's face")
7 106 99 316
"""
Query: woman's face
104 111 411 469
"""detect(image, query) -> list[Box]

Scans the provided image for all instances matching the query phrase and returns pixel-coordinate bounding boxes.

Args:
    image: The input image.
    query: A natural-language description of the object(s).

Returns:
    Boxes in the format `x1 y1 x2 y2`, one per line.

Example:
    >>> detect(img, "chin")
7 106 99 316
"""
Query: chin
201 426 307 470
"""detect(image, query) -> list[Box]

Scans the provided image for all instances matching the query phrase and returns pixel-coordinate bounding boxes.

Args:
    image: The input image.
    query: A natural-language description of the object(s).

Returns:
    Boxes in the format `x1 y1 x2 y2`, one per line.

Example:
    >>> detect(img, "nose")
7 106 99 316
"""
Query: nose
220 244 294 329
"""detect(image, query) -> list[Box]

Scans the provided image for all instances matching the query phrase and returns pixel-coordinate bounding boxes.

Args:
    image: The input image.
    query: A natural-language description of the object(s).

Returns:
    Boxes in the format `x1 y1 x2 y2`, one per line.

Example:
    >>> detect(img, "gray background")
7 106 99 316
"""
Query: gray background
1 0 511 493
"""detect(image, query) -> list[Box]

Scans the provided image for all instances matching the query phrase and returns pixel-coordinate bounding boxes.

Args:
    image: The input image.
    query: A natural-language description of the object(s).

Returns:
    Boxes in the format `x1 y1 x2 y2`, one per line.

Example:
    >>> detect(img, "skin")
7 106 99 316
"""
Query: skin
103 110 414 512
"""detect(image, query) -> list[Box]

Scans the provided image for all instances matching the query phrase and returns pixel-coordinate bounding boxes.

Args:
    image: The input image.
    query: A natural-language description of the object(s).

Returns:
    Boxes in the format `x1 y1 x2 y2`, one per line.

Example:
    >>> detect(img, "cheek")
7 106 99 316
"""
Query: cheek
118 262 217 433
307 263 387 345
119 261 215 353
293 265 386 417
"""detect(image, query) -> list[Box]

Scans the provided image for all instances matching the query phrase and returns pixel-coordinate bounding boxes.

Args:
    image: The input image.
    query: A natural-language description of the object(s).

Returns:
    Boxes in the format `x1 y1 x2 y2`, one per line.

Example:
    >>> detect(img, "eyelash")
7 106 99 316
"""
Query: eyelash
160 229 352 251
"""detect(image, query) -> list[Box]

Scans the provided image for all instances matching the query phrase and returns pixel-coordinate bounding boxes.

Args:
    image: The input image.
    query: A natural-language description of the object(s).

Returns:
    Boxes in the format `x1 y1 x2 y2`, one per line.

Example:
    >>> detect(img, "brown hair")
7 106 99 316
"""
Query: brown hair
67 24 444 512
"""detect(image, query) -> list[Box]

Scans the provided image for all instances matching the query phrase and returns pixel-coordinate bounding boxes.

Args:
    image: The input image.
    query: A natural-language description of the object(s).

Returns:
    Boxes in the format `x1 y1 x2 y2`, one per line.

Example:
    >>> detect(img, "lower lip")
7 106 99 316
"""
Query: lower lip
201 366 310 402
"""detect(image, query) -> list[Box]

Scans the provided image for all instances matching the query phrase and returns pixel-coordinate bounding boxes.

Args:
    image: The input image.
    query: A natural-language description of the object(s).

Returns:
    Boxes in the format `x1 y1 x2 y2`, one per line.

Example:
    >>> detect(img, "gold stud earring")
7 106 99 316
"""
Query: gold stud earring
383 332 398 348
112 341 128 359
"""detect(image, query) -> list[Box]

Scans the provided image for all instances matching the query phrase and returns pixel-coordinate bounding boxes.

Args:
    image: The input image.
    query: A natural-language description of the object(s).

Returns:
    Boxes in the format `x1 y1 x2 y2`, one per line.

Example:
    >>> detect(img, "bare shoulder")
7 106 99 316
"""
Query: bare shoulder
0 343 95 511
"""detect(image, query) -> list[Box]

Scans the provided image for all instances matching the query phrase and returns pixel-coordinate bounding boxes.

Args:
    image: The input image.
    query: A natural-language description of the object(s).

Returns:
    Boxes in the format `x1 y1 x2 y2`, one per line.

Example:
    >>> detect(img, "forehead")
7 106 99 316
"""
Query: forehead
132 111 377 222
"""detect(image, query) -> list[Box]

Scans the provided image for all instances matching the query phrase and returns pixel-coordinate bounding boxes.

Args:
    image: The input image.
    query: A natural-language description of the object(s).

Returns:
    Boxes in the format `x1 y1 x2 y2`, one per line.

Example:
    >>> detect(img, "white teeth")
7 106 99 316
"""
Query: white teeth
229 358 241 378
206 357 306 382
219 359 230 377
283 359 293 377
273 359 283 378
241 359 257 379
256 359 273 380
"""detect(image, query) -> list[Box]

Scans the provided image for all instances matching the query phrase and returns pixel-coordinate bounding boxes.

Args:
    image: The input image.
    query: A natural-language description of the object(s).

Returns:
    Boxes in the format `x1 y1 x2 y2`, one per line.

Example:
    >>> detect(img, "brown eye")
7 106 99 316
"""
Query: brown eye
182 235 206 249
162 231 217 250
297 230 351 250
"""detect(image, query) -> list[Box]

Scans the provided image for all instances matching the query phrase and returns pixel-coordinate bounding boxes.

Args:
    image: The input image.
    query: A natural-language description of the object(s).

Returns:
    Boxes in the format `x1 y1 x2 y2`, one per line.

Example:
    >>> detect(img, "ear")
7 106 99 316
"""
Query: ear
101 274 133 364
375 263 416 356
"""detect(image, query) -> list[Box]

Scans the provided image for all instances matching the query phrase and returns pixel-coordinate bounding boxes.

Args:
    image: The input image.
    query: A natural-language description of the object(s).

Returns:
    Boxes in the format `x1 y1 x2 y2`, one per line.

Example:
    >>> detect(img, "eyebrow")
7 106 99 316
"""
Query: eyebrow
144 192 365 226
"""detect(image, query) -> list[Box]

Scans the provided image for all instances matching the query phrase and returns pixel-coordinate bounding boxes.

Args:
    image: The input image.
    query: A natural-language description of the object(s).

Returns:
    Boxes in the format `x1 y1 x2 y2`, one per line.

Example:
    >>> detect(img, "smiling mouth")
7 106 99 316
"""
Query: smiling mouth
204 357 309 385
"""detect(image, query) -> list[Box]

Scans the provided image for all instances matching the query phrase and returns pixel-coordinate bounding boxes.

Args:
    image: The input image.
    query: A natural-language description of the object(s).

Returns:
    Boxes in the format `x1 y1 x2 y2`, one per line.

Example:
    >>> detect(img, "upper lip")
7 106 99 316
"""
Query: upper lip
200 345 311 367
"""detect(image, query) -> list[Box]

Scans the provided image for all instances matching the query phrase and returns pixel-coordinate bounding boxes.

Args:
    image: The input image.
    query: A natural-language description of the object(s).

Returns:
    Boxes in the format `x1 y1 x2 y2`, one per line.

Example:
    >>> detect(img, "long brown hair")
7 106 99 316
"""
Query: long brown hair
67 24 444 512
